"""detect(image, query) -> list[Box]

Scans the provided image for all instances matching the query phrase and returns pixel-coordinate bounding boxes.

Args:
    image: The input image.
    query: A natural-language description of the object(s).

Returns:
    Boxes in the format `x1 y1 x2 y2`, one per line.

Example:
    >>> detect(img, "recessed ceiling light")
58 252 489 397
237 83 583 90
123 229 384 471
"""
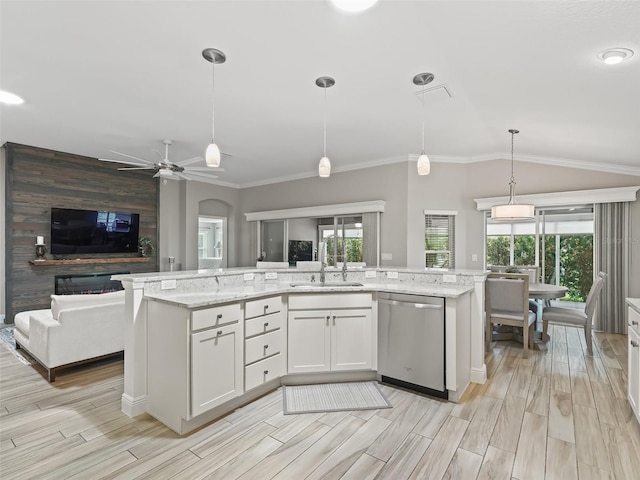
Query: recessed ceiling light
0 90 25 105
598 48 634 65
329 0 379 13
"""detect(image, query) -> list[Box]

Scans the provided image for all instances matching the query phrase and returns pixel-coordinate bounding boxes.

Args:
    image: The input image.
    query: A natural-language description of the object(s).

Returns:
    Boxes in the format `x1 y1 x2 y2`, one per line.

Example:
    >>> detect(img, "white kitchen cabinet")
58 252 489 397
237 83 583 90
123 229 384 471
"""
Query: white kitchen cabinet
628 303 640 424
244 296 286 391
288 293 373 374
146 301 243 433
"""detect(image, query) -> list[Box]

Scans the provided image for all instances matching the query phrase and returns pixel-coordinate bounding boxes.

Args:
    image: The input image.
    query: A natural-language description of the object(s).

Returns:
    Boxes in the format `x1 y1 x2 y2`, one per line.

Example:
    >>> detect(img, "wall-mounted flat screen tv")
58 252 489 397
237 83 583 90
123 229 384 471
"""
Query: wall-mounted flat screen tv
50 208 140 255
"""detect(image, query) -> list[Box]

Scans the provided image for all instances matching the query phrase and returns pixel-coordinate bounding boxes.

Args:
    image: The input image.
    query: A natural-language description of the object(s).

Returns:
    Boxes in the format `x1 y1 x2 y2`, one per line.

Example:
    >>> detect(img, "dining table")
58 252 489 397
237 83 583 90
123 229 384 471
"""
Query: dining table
528 283 568 301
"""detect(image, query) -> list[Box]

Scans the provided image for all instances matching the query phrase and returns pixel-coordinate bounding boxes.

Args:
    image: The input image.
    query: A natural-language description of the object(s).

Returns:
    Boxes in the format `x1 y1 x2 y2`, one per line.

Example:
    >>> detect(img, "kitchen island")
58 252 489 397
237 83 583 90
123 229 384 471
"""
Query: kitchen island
114 267 487 434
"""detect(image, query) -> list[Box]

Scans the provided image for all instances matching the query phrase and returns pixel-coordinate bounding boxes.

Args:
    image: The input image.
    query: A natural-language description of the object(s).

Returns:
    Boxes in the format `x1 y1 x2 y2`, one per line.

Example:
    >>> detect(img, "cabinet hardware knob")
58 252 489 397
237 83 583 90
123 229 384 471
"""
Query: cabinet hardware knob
264 344 269 349
264 370 269 375
264 322 269 327
632 340 639 348
217 330 223 336
264 305 269 310
217 314 223 320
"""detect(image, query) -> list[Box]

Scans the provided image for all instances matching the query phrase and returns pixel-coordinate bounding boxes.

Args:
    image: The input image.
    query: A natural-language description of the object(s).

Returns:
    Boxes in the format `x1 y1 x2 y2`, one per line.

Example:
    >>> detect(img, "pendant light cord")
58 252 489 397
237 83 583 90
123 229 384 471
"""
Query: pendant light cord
211 60 215 143
421 84 425 153
323 86 327 157
510 130 515 185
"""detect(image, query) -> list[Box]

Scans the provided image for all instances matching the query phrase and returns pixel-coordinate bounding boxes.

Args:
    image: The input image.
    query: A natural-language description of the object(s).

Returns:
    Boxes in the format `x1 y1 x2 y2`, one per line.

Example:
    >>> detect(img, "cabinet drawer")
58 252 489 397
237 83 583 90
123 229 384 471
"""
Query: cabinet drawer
245 354 283 391
245 329 283 365
245 310 285 338
245 296 282 320
288 293 372 310
629 307 640 336
192 303 241 331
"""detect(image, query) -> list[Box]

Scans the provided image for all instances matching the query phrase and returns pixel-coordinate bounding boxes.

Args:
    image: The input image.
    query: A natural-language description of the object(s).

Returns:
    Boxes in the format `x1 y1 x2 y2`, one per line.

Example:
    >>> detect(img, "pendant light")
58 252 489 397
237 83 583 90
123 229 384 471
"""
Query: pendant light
202 48 226 168
413 72 434 175
491 129 535 221
316 76 335 178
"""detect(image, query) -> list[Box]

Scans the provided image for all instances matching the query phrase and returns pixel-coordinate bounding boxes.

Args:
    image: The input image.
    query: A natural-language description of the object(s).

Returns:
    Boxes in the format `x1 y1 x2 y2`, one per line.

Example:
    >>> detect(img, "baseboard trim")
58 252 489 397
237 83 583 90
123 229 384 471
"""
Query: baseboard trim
470 366 487 384
121 393 147 417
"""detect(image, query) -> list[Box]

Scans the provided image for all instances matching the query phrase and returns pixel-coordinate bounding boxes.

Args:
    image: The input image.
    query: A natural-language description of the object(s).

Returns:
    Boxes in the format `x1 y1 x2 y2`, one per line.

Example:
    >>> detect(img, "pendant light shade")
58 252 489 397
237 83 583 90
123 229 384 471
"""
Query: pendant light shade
202 48 226 168
316 76 335 178
205 143 221 167
413 72 434 176
417 153 430 175
491 129 535 221
318 156 331 177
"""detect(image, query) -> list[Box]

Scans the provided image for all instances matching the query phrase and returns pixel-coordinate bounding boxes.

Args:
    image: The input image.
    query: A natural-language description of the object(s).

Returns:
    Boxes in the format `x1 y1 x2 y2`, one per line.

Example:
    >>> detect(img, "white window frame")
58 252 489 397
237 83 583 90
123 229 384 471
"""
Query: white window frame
424 210 457 269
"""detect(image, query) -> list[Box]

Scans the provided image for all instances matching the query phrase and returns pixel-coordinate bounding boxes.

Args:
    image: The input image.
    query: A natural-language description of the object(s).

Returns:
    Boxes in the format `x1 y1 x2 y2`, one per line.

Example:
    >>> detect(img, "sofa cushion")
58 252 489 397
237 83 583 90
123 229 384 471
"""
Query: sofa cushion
51 290 125 320
14 309 41 336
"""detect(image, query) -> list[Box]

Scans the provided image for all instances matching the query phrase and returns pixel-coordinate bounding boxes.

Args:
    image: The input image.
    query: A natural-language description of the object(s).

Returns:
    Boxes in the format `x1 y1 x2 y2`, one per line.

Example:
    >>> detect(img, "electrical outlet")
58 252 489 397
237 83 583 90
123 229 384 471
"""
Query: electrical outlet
443 274 457 283
386 271 399 279
265 272 277 280
244 273 255 281
161 279 177 290
365 270 377 279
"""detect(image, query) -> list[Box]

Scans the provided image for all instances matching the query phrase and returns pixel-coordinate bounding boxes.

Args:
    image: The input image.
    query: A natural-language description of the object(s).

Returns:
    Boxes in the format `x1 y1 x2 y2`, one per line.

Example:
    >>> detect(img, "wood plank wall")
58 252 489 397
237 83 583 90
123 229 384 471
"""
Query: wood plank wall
4 143 159 322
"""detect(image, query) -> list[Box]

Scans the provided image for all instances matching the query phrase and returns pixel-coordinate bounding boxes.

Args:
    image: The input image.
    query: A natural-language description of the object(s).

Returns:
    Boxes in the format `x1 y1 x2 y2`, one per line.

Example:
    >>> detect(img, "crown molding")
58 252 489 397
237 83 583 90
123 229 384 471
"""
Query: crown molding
245 200 386 221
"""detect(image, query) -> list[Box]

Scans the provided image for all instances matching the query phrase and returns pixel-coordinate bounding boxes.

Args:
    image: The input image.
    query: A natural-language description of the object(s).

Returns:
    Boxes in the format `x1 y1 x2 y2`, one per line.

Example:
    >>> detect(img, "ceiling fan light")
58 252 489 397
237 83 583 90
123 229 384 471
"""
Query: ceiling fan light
205 143 221 167
318 156 331 178
417 153 431 175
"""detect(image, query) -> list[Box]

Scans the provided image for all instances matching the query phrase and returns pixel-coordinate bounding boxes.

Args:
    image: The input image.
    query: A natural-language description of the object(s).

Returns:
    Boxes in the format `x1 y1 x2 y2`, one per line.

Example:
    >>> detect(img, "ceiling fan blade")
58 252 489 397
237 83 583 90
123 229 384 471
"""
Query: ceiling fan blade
109 150 155 165
184 167 225 172
174 156 204 167
117 166 156 171
182 171 219 180
98 157 150 167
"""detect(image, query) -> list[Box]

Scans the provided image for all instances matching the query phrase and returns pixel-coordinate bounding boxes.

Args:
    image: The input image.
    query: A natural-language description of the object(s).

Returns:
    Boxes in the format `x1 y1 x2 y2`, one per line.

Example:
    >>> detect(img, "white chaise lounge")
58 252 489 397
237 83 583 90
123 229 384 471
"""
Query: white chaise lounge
14 290 125 381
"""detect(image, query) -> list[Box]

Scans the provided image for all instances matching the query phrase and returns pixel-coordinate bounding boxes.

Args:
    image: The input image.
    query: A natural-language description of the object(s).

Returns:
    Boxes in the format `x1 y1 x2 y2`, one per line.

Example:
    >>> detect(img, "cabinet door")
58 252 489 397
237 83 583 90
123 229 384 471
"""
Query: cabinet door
331 309 372 371
191 323 242 417
629 323 640 417
288 310 331 373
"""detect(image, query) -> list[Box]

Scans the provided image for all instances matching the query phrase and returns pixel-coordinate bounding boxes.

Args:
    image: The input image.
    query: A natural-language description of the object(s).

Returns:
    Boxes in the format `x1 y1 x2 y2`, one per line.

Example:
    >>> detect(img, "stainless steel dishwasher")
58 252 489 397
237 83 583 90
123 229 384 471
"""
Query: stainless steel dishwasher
378 292 446 399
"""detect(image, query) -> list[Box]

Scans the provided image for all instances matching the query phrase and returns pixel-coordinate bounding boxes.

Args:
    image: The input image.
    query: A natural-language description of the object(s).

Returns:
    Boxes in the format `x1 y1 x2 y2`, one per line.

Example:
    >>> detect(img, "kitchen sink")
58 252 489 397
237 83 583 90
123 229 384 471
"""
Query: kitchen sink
290 282 364 288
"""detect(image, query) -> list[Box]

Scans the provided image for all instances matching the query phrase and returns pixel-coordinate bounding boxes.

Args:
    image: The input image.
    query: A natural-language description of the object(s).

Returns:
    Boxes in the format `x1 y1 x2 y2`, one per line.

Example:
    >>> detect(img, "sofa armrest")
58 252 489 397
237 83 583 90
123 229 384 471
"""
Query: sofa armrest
29 312 61 365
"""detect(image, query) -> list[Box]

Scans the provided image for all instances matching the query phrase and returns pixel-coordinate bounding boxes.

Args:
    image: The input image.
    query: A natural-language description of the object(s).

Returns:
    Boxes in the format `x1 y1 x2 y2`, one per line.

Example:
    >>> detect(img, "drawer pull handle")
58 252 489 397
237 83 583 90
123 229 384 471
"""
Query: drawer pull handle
217 330 223 336
264 322 269 328
632 340 639 348
217 314 223 320
632 321 639 326
264 370 269 375
264 305 269 310
264 344 269 349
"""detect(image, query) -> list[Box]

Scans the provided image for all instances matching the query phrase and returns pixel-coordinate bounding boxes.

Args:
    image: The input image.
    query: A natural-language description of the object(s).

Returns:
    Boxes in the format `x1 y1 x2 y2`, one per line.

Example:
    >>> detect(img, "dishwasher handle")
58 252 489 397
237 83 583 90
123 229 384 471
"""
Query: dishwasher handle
379 299 443 310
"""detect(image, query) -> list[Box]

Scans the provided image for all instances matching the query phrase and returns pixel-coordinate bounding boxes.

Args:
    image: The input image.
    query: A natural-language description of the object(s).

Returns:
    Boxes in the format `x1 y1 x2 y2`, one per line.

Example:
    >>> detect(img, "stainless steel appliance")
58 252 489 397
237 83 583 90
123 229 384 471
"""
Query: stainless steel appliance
378 292 446 398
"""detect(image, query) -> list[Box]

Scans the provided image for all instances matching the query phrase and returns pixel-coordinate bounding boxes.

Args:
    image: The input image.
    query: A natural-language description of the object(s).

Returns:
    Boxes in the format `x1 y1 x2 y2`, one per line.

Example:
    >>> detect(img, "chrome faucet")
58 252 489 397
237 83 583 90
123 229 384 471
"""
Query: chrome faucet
341 258 348 281
319 241 326 285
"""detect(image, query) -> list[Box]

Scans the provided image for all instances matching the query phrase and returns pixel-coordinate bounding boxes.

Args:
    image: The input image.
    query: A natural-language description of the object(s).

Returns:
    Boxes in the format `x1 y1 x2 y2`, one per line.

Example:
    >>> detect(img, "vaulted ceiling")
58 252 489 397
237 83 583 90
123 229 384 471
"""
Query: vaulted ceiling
2 1 639 187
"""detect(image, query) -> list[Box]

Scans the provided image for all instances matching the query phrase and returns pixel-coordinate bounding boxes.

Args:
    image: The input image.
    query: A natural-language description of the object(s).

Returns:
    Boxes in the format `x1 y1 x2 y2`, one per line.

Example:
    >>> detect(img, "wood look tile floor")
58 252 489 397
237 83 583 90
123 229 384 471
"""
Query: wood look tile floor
1 325 639 479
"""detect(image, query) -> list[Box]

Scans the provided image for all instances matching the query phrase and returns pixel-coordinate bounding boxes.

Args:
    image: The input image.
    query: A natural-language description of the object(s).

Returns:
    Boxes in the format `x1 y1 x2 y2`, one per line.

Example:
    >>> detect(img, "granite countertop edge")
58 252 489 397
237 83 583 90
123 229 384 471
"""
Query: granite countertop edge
627 298 640 314
144 282 475 309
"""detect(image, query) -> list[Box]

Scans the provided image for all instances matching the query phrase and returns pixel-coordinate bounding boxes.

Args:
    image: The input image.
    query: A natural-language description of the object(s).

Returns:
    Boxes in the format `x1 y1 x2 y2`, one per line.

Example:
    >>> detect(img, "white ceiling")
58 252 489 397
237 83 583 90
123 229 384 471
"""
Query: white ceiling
2 0 639 188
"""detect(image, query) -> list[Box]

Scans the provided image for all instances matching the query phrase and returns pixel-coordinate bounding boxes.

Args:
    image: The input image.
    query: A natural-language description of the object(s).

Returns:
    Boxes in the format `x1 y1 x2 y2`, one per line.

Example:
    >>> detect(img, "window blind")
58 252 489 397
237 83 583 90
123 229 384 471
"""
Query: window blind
424 213 456 268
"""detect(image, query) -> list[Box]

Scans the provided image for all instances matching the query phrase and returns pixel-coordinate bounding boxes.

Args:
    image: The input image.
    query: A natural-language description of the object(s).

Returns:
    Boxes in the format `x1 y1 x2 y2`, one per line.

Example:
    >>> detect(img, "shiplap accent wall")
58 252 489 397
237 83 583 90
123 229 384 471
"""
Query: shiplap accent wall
4 143 159 322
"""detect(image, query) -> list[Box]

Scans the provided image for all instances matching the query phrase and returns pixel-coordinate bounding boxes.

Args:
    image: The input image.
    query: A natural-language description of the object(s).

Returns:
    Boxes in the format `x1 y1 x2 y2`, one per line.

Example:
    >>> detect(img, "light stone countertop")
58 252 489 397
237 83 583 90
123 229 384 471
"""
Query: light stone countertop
627 298 640 314
144 281 474 309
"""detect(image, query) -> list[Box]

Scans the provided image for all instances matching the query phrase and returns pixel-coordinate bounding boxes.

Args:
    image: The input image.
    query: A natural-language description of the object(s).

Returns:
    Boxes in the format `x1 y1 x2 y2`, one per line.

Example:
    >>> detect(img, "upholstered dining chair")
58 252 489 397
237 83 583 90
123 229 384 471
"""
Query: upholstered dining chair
485 273 537 357
541 271 607 356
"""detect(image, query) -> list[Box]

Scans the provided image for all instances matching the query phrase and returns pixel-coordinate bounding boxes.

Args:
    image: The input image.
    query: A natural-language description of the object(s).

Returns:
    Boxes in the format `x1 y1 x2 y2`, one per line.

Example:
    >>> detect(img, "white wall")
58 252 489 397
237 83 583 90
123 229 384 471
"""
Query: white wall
1 147 5 321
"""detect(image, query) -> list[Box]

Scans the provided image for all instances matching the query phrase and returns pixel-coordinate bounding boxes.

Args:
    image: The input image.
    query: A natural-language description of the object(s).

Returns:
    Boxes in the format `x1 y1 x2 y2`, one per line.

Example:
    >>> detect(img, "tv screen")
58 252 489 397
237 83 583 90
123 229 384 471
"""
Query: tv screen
51 208 140 255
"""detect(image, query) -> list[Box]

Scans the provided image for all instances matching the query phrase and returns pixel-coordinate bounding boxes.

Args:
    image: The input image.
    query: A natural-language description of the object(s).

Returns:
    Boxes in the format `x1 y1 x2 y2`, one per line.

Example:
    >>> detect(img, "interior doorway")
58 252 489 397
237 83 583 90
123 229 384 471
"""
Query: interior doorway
198 216 227 269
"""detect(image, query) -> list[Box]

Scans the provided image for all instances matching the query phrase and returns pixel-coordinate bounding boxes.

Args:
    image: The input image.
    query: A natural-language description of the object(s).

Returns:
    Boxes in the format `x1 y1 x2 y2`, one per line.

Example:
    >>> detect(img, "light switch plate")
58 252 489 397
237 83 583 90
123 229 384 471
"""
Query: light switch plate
443 274 457 283
161 279 177 290
265 272 278 280
386 271 399 279
244 273 255 281
365 270 377 279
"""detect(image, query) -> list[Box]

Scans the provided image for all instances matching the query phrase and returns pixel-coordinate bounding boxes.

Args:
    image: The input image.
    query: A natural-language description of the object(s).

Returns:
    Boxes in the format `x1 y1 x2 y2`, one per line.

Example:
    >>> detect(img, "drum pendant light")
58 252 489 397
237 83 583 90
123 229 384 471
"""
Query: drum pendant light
316 76 335 178
491 129 535 221
413 73 434 175
202 48 226 168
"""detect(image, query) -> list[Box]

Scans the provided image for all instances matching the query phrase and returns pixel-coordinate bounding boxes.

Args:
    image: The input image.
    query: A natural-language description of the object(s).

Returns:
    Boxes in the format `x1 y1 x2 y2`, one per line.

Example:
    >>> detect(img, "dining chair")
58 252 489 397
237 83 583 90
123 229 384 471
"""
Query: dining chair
485 273 537 357
541 271 607 356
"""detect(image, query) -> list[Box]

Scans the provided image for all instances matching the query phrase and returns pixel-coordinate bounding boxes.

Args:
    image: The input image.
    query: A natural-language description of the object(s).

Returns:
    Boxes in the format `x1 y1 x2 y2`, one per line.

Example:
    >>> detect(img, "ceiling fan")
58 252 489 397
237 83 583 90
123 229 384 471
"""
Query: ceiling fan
99 139 228 184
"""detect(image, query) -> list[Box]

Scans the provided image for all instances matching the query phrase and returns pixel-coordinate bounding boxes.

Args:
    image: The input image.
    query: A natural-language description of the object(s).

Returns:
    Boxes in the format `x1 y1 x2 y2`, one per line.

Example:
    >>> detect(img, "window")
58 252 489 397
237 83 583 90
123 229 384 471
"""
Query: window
424 211 456 269
318 216 363 266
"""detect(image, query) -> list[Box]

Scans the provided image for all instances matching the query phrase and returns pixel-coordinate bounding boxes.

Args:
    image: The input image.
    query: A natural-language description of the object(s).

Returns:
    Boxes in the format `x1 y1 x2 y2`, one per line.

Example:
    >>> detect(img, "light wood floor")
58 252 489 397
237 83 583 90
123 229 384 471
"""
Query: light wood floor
1 325 639 480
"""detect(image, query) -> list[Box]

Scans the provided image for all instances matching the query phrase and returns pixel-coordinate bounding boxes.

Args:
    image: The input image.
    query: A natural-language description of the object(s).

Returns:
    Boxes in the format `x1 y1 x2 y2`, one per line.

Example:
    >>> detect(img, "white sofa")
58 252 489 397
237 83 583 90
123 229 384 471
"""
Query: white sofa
14 290 125 381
